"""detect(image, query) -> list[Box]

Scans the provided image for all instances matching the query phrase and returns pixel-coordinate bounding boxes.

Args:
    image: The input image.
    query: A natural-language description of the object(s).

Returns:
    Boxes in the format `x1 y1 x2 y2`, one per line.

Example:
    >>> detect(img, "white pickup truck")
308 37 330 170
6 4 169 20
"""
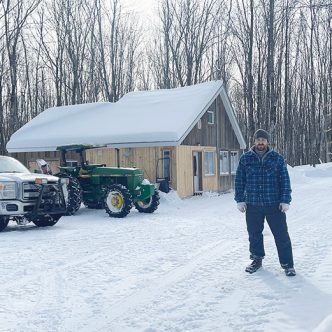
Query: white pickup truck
0 156 67 232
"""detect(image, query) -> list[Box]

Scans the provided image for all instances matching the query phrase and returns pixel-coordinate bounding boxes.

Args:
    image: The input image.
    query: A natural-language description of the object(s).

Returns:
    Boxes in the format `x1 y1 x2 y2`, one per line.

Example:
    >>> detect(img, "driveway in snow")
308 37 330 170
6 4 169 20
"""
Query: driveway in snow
1 164 332 332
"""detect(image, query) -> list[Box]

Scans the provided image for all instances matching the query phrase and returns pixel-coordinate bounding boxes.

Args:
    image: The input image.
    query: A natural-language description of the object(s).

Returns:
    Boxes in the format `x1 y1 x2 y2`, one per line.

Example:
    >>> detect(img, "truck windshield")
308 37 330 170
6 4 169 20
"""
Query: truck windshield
0 156 30 173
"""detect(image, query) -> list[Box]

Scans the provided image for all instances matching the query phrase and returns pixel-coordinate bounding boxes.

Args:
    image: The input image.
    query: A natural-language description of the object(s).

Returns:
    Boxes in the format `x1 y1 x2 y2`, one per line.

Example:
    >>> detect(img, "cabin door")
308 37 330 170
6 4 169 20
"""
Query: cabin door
193 152 202 194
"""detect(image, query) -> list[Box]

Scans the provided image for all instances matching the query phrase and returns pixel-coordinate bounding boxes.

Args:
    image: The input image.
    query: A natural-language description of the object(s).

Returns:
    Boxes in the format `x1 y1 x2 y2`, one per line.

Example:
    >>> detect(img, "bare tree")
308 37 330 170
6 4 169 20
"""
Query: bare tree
2 0 41 136
231 0 256 142
153 0 220 88
208 0 233 89
96 0 142 102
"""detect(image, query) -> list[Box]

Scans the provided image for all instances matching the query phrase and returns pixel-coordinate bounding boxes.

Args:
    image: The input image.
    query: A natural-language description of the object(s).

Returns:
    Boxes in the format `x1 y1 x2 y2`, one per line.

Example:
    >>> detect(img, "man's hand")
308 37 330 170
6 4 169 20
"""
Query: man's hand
279 203 290 213
237 202 247 213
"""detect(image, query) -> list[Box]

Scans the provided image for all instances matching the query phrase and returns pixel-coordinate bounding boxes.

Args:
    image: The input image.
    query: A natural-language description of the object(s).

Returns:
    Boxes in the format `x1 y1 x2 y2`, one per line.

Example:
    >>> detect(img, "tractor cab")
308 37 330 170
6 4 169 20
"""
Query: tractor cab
57 144 106 177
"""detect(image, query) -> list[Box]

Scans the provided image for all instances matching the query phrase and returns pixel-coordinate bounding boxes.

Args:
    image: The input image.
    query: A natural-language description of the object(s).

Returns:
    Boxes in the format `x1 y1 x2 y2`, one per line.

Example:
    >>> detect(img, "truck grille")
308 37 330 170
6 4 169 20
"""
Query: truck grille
22 183 41 200
22 181 60 202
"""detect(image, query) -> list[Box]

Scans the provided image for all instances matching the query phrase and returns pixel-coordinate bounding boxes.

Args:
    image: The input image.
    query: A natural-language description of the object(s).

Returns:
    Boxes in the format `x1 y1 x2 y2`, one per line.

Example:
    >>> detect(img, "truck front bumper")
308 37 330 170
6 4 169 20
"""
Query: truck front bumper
0 200 66 217
0 200 36 215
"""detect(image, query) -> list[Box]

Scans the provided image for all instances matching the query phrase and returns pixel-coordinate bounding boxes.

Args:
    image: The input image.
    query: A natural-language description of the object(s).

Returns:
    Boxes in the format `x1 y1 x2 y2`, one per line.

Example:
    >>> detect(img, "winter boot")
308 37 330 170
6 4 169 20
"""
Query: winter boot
281 264 296 277
245 258 262 274
284 267 296 277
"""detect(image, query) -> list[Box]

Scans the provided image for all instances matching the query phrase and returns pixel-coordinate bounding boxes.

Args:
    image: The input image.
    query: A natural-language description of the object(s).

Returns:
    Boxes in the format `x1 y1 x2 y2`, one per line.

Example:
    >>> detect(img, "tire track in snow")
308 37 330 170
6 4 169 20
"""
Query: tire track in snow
81 235 290 331
0 217 158 291
0 251 105 291
78 239 236 332
312 247 332 294
290 211 332 278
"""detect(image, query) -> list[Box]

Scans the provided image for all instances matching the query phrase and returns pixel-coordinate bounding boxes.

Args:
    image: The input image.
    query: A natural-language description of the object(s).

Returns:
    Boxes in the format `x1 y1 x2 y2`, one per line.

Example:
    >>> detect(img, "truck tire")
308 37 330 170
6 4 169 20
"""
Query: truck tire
105 184 132 218
134 191 160 213
0 216 9 232
57 173 82 215
32 214 62 227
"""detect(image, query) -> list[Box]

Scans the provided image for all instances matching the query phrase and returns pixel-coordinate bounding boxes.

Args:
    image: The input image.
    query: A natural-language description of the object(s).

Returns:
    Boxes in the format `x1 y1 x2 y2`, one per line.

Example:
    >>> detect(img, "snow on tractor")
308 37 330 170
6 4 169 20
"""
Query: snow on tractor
47 145 160 218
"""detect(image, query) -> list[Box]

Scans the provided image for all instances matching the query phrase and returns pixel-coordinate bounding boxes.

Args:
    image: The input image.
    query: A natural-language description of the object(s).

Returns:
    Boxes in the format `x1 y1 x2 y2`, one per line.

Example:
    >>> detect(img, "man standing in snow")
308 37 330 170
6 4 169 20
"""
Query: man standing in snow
235 129 296 276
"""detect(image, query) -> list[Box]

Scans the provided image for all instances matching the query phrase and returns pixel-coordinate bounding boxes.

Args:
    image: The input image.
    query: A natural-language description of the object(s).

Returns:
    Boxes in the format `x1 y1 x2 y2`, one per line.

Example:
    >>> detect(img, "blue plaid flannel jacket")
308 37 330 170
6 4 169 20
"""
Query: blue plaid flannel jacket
234 148 292 206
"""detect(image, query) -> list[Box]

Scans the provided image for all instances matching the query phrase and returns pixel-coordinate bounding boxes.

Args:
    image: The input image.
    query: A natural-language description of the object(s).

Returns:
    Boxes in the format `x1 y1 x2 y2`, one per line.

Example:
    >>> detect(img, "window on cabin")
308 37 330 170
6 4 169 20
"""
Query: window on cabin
204 151 215 176
220 150 239 174
207 111 214 124
230 151 239 174
220 151 229 174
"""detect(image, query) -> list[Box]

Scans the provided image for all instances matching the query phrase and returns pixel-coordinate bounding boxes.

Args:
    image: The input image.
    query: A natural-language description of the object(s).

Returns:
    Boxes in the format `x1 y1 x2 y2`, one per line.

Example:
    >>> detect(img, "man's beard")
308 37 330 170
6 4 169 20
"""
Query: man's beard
256 144 267 151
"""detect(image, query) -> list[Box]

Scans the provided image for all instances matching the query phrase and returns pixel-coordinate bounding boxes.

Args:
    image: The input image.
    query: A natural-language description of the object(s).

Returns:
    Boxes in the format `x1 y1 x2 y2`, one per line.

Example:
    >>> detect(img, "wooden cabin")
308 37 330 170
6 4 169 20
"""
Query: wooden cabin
7 81 246 197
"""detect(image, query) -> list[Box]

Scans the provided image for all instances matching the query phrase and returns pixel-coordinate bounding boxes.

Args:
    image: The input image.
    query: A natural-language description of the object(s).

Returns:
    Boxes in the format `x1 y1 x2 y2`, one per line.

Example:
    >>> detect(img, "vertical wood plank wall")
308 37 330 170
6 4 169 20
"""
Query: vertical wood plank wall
86 147 178 187
182 95 242 192
11 151 78 174
175 146 218 197
86 146 218 197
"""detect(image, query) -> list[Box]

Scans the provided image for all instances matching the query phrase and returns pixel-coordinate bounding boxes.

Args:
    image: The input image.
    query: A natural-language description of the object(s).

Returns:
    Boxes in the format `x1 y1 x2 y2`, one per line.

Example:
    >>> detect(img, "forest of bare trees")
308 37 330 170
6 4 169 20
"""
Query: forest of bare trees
0 0 331 166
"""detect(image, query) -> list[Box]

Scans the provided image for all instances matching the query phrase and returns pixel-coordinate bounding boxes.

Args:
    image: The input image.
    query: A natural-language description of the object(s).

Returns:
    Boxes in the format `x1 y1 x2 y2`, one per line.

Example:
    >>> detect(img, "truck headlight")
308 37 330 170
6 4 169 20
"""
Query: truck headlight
0 182 17 199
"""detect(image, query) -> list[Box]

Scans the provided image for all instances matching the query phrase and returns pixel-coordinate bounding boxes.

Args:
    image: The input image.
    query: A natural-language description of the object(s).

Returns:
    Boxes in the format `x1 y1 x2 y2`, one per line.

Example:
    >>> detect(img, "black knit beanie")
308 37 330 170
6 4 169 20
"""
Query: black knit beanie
254 129 269 141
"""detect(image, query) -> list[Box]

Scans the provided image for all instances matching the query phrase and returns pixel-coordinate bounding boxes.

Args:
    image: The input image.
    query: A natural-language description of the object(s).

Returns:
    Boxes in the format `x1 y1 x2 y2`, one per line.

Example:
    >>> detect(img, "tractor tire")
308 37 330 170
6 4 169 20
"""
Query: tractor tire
32 214 62 227
57 173 82 215
105 184 133 218
0 216 9 232
134 191 160 213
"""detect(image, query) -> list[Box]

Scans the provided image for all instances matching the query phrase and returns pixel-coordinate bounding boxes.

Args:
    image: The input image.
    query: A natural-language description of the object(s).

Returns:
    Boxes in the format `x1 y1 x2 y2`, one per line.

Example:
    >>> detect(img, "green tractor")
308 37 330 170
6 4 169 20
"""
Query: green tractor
48 145 159 218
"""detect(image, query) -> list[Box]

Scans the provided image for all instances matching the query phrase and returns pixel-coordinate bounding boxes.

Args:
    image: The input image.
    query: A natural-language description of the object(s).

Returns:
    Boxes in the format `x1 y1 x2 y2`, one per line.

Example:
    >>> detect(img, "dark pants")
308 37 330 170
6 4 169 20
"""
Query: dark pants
245 204 294 268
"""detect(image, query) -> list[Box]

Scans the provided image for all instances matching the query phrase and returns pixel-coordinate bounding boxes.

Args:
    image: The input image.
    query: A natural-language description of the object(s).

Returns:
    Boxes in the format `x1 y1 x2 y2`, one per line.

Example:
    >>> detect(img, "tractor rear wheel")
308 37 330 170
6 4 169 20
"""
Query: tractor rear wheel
57 173 82 215
105 184 132 218
0 216 9 232
32 214 62 227
134 191 160 213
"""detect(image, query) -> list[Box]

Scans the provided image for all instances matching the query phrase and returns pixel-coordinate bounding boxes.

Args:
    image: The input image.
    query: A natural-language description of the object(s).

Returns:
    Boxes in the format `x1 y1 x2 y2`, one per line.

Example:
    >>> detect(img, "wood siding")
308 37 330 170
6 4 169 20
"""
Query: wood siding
175 146 218 197
182 98 218 147
10 151 77 174
86 147 177 186
217 96 241 149
87 145 218 197
182 95 241 192
182 95 240 150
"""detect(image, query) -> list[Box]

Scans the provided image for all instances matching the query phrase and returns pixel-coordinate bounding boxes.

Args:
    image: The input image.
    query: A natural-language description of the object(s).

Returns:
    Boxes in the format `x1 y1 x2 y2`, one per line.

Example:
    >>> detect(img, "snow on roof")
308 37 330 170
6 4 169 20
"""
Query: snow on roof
6 80 246 152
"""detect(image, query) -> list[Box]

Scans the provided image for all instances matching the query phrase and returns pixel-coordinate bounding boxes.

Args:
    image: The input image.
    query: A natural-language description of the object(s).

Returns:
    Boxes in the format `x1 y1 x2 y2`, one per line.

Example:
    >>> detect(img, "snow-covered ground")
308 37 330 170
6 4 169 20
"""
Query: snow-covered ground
1 163 332 332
